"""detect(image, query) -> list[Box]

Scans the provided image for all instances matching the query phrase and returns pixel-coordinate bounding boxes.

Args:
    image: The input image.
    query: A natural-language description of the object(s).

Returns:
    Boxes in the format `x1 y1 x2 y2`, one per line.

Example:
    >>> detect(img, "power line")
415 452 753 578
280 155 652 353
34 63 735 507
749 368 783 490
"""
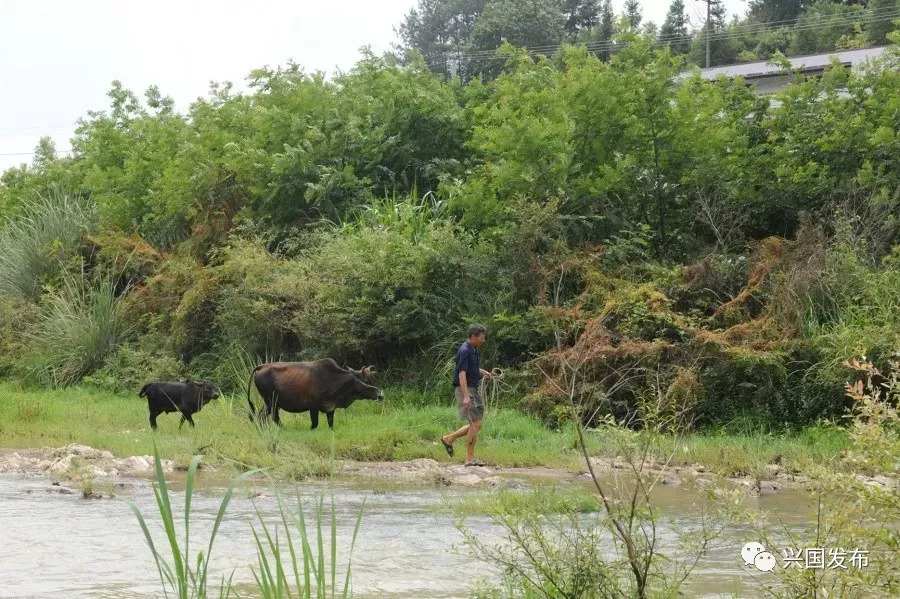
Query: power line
0 122 77 135
0 149 74 157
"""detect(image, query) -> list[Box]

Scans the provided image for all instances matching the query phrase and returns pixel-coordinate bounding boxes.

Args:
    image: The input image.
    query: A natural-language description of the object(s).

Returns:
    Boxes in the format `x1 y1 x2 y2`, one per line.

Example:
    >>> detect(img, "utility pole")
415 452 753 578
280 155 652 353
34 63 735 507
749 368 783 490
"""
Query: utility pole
705 0 711 68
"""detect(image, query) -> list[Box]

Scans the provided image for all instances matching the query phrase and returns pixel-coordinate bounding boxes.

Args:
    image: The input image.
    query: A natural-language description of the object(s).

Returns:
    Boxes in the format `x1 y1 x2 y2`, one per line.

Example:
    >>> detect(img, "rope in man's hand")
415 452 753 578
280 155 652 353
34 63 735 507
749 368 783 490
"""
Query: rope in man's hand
484 368 511 413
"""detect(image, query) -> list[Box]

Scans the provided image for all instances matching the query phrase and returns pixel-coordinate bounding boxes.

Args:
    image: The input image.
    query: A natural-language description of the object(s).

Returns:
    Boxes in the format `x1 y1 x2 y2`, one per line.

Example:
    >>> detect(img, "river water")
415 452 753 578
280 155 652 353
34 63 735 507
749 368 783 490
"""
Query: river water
0 472 816 598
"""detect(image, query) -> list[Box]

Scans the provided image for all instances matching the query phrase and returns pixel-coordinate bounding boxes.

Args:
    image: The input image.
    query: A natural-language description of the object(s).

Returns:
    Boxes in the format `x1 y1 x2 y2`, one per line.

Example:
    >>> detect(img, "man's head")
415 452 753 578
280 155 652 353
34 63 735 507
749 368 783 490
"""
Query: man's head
467 323 487 348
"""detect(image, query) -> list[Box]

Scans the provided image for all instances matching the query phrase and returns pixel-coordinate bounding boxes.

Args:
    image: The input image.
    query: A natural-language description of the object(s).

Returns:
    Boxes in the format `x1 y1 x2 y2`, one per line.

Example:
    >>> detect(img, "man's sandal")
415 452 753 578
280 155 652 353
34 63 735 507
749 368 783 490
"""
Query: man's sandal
464 459 487 467
441 437 454 456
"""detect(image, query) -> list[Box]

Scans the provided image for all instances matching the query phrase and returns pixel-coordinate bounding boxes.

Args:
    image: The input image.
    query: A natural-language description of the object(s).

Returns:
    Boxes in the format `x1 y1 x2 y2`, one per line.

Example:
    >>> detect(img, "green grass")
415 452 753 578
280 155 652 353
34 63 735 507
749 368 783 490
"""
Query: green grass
0 381 851 479
445 486 603 517
658 425 850 478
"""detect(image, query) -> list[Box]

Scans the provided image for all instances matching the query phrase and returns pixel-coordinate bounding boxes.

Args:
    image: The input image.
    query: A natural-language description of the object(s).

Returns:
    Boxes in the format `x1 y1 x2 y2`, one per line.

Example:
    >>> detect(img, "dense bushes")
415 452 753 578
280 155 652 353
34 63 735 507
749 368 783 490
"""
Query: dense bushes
0 34 898 430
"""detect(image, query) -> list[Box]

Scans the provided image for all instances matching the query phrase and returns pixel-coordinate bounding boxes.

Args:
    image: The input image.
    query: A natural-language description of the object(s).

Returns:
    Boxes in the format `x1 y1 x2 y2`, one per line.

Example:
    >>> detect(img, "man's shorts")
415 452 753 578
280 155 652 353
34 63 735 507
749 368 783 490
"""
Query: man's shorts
455 386 484 422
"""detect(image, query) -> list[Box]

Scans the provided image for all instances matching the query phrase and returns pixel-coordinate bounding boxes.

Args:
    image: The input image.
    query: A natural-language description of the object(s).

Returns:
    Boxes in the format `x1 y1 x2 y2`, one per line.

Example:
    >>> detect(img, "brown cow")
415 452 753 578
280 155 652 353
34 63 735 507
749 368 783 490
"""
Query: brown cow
246 359 383 429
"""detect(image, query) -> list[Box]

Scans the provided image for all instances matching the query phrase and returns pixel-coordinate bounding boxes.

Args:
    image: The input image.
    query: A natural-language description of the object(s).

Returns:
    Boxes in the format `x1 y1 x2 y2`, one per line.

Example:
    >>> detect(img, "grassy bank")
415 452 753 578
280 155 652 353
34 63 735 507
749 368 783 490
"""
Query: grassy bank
0 382 849 480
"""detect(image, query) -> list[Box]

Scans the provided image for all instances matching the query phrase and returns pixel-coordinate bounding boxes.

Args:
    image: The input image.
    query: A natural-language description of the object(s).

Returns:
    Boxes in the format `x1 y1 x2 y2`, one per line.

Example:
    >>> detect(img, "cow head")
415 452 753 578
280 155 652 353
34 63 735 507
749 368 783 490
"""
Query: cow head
350 365 382 401
190 379 220 406
349 374 383 402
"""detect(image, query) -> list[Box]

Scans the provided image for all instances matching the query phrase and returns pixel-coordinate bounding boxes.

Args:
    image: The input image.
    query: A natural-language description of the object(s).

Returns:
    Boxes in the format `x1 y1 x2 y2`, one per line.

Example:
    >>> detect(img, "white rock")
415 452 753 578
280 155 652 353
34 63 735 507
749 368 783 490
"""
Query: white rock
48 455 77 474
408 459 440 470
118 456 152 472
451 474 482 487
86 465 112 478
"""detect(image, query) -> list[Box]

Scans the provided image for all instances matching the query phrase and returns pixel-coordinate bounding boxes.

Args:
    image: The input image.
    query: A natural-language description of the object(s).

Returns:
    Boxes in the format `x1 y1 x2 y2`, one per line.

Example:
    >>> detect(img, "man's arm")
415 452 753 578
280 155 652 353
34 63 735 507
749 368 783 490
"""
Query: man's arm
479 368 491 380
459 372 470 408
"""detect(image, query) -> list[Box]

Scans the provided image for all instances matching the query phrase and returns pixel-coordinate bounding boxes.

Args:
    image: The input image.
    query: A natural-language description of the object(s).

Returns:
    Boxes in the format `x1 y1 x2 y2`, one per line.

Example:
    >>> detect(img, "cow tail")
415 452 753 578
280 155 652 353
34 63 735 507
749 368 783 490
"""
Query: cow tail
247 365 264 421
139 383 150 398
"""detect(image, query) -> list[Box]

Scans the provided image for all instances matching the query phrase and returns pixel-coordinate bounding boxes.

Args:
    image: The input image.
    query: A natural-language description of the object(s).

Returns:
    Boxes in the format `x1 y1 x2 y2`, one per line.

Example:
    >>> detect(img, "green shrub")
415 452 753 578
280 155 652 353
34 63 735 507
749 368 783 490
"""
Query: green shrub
0 191 96 300
29 269 130 386
0 297 39 379
697 349 788 427
87 343 187 394
286 221 492 364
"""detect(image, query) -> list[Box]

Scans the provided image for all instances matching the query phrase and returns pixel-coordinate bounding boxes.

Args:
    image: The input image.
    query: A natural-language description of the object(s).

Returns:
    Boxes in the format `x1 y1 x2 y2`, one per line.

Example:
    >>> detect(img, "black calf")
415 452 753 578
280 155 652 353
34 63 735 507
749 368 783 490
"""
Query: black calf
139 380 220 430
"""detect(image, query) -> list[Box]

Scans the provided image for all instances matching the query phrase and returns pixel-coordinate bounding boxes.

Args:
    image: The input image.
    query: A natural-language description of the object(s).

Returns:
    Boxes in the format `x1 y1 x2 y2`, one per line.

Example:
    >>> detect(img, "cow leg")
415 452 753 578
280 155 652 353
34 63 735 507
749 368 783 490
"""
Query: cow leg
149 411 159 430
310 409 319 430
326 410 335 429
179 415 186 430
258 400 273 424
185 413 196 428
272 406 282 427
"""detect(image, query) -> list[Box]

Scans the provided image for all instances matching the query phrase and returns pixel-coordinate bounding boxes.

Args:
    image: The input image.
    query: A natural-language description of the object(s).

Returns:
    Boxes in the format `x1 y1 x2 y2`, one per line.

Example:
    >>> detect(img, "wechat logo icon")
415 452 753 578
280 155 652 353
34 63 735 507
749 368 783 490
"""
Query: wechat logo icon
741 542 777 572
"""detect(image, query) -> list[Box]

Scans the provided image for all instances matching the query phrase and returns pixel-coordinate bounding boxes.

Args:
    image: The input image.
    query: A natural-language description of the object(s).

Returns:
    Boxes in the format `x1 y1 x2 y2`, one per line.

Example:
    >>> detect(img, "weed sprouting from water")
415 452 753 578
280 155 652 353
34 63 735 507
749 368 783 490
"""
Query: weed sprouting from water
130 443 256 598
131 443 364 597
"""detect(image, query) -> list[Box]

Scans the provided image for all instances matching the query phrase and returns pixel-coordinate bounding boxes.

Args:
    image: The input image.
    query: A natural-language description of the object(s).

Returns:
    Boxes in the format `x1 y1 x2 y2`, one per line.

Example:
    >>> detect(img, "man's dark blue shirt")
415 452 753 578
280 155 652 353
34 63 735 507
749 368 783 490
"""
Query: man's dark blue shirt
453 340 480 388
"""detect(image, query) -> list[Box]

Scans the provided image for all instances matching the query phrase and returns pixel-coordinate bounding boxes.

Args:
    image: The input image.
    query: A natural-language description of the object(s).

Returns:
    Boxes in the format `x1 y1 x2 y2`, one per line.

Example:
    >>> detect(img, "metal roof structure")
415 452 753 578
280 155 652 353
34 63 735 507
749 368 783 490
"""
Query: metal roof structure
678 46 890 94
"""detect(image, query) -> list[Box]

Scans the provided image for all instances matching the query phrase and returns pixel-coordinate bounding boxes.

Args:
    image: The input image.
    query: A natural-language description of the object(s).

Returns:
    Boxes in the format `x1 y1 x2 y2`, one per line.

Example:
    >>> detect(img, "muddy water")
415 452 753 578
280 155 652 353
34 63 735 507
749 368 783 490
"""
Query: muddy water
0 473 816 599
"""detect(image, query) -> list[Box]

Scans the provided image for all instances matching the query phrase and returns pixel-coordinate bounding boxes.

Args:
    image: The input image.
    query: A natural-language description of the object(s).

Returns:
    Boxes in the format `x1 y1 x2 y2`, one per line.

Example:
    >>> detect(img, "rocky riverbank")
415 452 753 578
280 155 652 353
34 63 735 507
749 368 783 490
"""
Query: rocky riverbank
1 444 894 497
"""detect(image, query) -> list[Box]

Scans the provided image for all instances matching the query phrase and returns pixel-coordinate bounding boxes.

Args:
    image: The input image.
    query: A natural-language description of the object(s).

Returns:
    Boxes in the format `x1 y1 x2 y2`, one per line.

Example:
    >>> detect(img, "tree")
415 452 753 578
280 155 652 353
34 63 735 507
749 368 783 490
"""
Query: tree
559 0 601 38
596 0 615 59
748 0 810 23
468 0 566 78
868 0 900 45
689 0 735 66
624 0 642 29
660 0 690 55
32 137 57 170
395 0 488 78
790 1 868 55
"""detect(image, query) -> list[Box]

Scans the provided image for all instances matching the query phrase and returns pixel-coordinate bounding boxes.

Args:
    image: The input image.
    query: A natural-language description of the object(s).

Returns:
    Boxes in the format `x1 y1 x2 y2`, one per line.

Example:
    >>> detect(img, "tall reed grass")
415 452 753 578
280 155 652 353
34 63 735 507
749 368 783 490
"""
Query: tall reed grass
30 267 129 386
131 445 364 598
0 190 96 300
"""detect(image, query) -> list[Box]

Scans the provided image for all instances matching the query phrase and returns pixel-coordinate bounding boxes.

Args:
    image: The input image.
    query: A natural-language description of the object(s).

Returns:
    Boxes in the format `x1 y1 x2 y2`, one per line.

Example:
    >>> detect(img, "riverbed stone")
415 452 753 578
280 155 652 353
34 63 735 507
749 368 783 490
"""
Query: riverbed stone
50 445 113 460
86 465 113 478
661 477 681 486
451 474 482 487
47 485 75 495
48 455 78 474
118 455 174 473
409 458 440 470
758 483 779 494
0 452 29 471
859 475 896 489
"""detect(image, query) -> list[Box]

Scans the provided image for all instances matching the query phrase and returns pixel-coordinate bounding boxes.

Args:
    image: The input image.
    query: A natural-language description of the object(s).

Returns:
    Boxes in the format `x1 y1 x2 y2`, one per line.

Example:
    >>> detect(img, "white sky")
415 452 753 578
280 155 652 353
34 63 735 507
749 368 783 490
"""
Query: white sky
0 0 746 172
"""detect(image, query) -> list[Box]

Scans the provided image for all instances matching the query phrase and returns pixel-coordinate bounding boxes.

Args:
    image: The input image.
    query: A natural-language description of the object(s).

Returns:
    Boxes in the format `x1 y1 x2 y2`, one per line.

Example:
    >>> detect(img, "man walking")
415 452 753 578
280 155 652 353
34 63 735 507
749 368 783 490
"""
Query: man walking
441 323 492 466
